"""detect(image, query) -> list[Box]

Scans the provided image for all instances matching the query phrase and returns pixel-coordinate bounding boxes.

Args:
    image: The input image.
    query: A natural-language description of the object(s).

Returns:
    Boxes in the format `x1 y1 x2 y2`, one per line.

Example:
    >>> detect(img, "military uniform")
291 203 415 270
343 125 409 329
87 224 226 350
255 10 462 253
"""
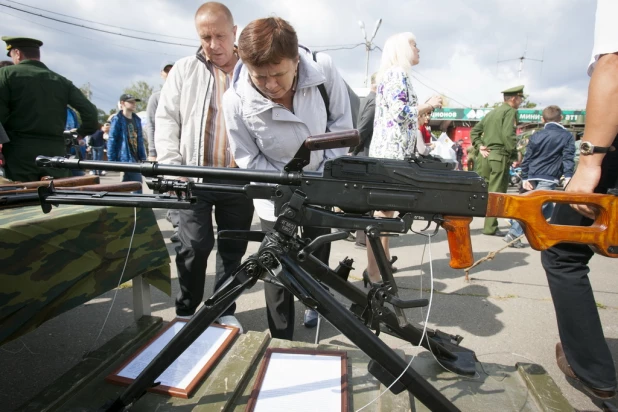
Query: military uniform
0 36 98 182
470 85 523 235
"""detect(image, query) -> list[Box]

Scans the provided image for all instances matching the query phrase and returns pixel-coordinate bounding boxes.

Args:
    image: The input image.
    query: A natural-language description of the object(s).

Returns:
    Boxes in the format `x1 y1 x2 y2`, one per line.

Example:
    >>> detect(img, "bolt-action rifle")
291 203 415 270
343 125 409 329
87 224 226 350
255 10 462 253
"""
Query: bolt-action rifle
33 130 618 411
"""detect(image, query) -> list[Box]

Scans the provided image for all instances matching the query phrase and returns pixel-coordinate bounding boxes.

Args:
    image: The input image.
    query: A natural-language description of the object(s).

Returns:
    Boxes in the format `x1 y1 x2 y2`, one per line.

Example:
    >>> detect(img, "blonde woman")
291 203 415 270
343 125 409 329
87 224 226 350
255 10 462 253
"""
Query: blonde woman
364 32 442 285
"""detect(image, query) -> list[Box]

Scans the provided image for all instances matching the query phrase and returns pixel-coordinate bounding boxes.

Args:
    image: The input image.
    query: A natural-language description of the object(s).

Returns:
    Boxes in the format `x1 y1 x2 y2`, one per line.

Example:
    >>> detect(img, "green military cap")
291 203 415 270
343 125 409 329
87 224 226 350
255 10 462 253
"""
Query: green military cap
2 36 43 57
501 85 525 97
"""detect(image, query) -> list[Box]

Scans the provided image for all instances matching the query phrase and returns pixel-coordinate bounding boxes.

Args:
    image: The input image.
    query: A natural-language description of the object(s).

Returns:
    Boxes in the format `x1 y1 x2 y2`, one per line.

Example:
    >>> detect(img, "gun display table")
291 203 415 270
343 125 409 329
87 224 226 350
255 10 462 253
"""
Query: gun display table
19 317 572 411
0 205 171 345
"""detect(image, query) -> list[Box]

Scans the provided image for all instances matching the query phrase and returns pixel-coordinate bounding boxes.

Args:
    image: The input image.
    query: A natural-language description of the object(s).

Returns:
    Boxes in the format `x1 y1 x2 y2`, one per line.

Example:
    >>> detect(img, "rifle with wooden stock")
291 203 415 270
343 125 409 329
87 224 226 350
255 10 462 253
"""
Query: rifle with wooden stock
0 174 99 191
32 130 618 412
0 181 144 209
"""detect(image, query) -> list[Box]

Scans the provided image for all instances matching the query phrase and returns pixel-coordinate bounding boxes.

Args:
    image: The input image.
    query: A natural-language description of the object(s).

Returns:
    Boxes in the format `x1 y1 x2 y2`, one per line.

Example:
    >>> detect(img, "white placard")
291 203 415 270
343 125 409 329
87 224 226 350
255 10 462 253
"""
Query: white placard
253 352 343 412
117 321 233 389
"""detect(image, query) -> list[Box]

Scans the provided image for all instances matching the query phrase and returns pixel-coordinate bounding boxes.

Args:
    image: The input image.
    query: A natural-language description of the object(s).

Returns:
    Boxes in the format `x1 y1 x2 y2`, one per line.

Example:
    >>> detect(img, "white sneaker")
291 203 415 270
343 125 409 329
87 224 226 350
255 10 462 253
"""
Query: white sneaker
100 171 107 176
89 171 96 175
217 315 243 333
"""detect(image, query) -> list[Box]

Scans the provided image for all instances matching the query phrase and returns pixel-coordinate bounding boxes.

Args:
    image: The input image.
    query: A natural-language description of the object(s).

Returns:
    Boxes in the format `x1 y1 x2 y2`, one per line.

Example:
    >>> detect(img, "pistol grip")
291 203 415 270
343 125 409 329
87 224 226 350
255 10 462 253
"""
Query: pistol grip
441 216 474 269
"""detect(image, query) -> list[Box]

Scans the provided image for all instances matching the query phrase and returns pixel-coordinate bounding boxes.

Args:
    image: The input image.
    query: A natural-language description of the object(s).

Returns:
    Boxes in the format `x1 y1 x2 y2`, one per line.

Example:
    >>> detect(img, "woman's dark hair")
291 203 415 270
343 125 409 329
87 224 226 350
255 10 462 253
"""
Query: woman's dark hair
238 17 298 67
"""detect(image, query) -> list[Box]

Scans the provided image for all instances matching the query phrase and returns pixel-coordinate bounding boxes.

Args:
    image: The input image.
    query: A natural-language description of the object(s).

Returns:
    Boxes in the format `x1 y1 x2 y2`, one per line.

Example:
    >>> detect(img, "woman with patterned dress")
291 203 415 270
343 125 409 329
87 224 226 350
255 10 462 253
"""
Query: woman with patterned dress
364 32 443 285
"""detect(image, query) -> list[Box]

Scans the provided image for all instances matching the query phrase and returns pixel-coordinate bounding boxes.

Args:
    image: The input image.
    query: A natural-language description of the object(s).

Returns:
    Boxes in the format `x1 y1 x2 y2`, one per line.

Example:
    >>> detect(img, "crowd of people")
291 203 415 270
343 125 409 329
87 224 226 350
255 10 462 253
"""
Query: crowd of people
1 0 617 406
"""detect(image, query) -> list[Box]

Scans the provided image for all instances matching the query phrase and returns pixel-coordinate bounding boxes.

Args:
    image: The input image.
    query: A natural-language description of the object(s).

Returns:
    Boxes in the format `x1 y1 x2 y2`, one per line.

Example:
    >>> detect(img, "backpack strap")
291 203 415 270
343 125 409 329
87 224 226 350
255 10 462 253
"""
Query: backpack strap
312 51 331 124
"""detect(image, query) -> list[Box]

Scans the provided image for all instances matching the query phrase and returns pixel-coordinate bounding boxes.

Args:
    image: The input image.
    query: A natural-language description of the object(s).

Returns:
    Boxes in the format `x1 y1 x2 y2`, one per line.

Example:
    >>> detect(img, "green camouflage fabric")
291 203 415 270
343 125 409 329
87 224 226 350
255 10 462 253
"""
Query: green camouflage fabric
0 205 171 345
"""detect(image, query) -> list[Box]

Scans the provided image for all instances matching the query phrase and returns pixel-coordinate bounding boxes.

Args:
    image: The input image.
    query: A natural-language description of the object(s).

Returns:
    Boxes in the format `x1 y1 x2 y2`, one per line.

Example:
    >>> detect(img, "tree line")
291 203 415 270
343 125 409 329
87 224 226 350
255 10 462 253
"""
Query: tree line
79 81 157 124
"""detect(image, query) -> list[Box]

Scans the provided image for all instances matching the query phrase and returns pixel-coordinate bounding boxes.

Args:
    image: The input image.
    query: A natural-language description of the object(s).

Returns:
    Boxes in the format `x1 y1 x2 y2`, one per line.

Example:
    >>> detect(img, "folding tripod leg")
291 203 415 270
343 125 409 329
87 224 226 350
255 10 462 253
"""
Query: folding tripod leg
104 260 261 412
278 254 459 412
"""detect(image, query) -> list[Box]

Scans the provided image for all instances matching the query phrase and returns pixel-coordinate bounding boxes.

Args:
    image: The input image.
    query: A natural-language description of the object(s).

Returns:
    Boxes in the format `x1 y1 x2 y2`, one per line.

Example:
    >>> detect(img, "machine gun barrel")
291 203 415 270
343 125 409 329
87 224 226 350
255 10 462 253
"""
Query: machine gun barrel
36 156 302 185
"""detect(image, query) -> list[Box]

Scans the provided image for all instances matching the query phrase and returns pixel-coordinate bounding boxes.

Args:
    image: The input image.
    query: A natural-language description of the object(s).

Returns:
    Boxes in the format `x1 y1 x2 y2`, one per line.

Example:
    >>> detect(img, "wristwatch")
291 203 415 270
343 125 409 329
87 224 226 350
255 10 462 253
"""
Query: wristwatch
580 141 616 155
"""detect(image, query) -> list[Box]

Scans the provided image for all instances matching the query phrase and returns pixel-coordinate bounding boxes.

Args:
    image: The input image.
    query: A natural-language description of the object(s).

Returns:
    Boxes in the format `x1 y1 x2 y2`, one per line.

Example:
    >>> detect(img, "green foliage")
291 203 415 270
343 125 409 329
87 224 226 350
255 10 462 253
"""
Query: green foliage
482 95 538 109
79 83 93 100
96 109 108 124
105 108 117 123
122 81 155 112
521 94 537 108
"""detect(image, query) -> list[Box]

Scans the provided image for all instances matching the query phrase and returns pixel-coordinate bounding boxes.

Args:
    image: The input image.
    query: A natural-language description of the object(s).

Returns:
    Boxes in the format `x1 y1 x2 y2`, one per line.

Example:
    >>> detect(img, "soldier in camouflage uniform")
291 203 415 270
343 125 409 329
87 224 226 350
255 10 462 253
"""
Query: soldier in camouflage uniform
471 85 524 236
0 36 98 182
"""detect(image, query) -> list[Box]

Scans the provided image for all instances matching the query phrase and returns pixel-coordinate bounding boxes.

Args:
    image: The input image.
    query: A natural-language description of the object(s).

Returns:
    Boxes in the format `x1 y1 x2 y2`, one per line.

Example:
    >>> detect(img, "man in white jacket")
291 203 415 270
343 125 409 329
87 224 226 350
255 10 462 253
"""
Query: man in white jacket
154 2 254 330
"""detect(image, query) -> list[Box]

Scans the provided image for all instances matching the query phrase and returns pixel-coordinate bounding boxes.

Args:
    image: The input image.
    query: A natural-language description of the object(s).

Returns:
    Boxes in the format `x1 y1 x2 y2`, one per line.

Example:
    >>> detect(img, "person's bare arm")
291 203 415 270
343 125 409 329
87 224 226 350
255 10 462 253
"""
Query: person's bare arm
566 52 618 218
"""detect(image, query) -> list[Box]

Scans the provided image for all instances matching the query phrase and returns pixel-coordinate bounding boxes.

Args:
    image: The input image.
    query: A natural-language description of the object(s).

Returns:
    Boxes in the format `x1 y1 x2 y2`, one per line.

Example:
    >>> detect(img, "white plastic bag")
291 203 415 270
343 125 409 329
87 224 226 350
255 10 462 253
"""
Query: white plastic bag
432 133 457 161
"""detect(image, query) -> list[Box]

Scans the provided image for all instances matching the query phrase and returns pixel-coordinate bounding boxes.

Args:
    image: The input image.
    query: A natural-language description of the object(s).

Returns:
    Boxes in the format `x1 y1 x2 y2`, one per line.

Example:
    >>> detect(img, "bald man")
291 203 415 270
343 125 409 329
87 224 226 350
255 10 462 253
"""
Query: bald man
155 2 254 331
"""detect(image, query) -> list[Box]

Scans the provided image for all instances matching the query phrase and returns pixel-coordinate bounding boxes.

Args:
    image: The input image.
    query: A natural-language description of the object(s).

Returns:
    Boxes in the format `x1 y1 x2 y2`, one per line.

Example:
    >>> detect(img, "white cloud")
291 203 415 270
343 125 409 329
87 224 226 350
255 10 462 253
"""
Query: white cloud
0 0 597 111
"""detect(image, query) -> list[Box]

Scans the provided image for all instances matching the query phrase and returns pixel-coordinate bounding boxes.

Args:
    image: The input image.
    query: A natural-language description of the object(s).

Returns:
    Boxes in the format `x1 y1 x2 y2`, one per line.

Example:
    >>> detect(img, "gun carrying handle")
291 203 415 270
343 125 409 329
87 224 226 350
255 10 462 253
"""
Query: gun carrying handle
304 129 360 151
441 216 474 269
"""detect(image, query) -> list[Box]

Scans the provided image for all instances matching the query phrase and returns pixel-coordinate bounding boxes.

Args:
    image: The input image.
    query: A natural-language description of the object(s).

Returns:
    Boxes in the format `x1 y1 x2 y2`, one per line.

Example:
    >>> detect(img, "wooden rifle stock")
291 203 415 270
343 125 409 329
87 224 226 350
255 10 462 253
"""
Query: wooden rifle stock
442 190 618 269
0 175 99 190
61 182 143 193
0 181 141 195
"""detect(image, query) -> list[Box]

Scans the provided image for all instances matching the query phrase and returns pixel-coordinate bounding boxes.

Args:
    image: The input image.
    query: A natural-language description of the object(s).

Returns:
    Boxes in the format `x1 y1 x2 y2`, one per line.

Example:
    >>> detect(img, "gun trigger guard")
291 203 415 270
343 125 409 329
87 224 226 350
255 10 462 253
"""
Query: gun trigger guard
410 215 442 237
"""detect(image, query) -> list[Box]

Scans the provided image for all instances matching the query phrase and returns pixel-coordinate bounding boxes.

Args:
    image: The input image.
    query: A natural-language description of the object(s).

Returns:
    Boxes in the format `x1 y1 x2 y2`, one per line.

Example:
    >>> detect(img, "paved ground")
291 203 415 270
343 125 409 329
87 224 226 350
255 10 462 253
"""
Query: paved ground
1 172 617 411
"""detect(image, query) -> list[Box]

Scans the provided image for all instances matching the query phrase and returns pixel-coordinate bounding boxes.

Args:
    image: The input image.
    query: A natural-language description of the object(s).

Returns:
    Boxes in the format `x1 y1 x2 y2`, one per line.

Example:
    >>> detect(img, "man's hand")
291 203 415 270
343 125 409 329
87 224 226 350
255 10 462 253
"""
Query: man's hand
564 164 602 219
522 180 534 191
479 146 490 158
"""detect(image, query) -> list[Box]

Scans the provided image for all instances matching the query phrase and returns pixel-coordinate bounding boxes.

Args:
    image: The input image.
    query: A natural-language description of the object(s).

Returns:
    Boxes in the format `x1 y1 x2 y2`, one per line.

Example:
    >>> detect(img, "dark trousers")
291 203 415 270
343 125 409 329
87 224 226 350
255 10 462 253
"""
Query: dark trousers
175 186 254 317
121 171 143 194
353 147 369 245
260 219 331 340
478 152 510 234
541 137 618 391
4 141 70 182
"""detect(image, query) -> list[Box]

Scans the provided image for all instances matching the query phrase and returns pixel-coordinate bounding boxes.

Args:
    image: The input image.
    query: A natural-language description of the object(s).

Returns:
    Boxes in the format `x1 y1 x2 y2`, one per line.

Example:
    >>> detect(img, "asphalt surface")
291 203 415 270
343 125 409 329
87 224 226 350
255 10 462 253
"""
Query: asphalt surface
1 172 617 411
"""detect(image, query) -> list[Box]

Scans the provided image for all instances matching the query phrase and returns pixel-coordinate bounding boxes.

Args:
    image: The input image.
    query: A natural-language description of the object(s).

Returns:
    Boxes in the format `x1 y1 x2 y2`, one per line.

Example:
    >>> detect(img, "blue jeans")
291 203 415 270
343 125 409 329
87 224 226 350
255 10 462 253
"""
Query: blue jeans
122 171 143 194
508 180 557 238
91 146 104 175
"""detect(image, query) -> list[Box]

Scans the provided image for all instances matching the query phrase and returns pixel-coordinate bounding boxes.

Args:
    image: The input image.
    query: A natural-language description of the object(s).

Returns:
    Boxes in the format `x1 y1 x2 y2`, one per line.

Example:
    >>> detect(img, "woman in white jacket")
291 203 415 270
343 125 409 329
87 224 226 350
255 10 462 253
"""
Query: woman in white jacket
223 17 352 340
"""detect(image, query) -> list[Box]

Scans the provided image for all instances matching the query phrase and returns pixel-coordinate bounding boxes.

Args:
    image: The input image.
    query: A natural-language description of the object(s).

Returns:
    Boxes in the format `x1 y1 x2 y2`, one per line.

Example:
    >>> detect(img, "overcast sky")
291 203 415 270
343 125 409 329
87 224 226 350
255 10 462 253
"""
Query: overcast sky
0 0 597 113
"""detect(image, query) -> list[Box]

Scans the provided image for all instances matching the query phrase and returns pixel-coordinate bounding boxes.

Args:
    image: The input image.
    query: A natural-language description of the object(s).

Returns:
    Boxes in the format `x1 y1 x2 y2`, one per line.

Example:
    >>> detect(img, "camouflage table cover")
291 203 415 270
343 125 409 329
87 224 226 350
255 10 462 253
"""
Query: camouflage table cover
0 205 171 345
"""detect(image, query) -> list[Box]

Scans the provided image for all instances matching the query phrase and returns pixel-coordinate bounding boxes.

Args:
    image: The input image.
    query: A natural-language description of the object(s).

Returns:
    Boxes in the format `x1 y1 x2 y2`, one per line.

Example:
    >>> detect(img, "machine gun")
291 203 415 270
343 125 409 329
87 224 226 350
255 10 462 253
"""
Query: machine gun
34 130 618 411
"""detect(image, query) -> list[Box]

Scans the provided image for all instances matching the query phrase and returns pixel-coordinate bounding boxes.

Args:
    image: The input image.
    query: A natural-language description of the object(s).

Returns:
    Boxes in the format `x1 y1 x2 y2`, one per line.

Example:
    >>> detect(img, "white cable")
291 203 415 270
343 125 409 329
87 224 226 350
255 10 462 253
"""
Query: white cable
356 235 435 412
85 207 137 355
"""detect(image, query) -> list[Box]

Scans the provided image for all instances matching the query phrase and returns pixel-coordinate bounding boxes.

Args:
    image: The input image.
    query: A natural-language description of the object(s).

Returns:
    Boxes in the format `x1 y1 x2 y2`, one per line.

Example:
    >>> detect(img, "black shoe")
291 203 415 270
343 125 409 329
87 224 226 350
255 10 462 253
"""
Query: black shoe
362 270 384 288
303 309 318 328
556 343 616 400
362 270 373 288
484 230 508 237
170 231 180 243
389 256 398 273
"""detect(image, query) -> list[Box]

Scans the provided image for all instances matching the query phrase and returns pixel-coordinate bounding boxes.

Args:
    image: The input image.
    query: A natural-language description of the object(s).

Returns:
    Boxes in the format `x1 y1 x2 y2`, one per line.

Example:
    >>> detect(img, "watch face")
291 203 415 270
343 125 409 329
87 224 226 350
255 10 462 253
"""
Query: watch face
580 142 593 155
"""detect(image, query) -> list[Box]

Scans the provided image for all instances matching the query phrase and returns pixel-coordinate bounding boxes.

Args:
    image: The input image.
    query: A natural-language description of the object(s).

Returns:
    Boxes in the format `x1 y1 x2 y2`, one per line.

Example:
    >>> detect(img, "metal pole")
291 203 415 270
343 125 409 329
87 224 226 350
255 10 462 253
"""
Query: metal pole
365 43 370 86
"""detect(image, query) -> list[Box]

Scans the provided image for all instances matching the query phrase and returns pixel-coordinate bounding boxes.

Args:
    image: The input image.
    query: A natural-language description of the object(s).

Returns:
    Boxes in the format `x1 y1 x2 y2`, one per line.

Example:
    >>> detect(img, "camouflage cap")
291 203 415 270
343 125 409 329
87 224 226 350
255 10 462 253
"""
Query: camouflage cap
1 36 43 57
502 85 525 97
